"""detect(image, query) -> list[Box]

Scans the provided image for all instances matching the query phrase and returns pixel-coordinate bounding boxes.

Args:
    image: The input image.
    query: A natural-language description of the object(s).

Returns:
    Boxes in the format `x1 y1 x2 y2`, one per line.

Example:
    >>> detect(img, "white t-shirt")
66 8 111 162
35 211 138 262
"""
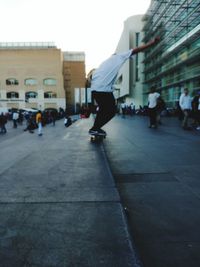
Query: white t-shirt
179 93 192 110
90 50 133 92
148 92 160 108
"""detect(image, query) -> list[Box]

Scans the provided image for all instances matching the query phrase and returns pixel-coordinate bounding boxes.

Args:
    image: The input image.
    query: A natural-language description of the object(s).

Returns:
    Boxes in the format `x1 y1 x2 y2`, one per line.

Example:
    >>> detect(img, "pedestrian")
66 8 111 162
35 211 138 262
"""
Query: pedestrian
36 110 43 136
64 115 72 127
0 112 7 134
148 86 160 128
191 91 200 130
129 102 135 116
12 110 19 128
179 88 192 130
50 110 56 126
121 101 126 118
156 95 166 125
87 37 160 136
23 114 35 133
191 90 200 128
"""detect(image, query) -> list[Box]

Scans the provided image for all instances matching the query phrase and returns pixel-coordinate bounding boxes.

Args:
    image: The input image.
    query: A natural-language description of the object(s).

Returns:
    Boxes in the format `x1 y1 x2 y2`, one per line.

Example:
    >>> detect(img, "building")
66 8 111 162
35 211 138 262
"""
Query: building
114 15 145 108
0 42 86 112
142 0 200 107
63 52 86 113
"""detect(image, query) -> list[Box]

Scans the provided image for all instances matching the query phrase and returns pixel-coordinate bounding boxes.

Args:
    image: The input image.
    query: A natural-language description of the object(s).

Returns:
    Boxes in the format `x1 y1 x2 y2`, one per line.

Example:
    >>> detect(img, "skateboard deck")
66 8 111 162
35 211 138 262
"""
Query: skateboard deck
89 133 106 143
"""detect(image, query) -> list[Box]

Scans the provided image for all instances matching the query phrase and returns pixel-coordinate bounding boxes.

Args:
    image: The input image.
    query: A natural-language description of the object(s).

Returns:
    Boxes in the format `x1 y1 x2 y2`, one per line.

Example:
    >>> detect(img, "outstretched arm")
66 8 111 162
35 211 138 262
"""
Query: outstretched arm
131 37 160 55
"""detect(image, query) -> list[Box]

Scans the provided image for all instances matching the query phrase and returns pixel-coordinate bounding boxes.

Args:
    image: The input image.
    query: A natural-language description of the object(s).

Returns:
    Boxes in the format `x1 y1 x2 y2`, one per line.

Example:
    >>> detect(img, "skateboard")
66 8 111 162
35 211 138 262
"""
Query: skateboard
90 133 106 143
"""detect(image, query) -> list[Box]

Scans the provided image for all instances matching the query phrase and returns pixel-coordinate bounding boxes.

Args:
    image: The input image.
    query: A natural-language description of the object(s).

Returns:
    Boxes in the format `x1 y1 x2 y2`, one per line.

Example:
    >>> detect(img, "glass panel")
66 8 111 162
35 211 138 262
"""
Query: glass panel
6 78 19 85
43 78 57 86
25 79 37 85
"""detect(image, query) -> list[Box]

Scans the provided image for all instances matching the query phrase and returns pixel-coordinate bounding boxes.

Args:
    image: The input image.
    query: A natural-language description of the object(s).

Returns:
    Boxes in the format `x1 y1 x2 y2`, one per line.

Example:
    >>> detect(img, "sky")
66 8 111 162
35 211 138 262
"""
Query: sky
0 0 151 73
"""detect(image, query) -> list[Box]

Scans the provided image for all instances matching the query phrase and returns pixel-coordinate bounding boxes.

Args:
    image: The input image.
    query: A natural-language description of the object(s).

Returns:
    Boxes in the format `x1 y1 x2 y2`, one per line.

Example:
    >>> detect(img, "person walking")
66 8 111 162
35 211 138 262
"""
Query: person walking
148 86 160 128
156 95 166 125
50 110 56 126
0 112 7 134
87 37 160 136
36 110 43 136
179 88 192 130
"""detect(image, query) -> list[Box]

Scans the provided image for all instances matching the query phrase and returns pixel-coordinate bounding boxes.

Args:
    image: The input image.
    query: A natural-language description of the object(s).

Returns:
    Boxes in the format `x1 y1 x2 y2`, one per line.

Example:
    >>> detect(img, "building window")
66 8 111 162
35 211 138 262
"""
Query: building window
25 78 37 85
7 92 19 98
6 78 19 85
43 78 57 86
25 91 38 99
44 91 57 98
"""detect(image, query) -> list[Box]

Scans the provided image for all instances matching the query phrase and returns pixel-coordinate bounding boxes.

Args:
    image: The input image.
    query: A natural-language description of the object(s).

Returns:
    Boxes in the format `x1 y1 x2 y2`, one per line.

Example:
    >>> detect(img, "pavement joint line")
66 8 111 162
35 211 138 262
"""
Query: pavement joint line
0 200 121 204
114 171 171 175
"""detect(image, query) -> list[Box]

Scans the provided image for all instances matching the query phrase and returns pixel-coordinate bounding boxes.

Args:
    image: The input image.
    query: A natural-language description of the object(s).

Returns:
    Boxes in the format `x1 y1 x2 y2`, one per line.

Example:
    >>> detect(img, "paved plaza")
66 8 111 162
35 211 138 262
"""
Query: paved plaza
1 114 200 267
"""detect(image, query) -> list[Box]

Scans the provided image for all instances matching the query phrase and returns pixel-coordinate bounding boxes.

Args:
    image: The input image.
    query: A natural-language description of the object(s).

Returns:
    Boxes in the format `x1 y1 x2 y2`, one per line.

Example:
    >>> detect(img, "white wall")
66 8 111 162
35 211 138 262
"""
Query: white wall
114 15 145 108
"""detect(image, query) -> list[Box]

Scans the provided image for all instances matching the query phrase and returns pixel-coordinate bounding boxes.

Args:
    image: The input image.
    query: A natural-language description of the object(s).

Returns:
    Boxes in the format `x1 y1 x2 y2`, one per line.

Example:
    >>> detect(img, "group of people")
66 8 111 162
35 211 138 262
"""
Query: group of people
179 88 200 130
0 108 74 137
144 86 200 131
12 110 44 136
120 102 135 117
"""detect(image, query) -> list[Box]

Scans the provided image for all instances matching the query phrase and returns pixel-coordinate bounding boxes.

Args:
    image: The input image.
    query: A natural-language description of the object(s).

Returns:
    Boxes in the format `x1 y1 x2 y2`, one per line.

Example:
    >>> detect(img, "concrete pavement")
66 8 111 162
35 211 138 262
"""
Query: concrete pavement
1 114 200 267
0 117 141 267
103 114 200 267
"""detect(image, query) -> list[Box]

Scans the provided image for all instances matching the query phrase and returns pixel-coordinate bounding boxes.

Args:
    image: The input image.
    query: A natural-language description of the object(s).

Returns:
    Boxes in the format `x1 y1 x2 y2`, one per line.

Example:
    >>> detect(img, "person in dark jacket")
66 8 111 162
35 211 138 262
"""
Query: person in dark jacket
0 112 7 134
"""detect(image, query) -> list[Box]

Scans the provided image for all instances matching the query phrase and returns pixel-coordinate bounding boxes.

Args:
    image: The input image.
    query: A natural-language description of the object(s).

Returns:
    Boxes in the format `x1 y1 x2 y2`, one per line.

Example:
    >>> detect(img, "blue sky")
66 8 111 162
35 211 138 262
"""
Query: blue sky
0 0 151 72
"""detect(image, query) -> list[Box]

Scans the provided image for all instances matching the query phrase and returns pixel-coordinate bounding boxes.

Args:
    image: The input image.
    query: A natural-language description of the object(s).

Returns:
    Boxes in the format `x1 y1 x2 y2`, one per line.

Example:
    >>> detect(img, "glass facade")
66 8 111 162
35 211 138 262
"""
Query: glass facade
142 0 200 107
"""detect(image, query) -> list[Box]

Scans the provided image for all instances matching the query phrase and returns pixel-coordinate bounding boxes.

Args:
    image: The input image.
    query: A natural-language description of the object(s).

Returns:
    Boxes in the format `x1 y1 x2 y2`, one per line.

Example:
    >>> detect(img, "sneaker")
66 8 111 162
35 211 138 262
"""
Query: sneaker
89 128 106 136
98 129 107 136
89 128 99 135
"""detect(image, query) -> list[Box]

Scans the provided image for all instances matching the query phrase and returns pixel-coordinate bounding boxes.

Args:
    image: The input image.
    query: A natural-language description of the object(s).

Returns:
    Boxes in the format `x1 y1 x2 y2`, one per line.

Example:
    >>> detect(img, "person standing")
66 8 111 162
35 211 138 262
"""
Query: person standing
196 92 200 130
87 37 160 136
156 95 166 125
192 91 200 130
179 88 192 130
148 86 160 128
12 110 19 128
0 112 7 134
50 110 56 126
36 110 43 136
121 101 126 118
129 102 135 116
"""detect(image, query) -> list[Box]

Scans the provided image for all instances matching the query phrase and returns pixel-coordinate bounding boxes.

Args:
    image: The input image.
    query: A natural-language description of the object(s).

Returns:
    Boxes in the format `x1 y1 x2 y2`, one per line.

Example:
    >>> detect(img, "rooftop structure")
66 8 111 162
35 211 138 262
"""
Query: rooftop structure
0 42 56 49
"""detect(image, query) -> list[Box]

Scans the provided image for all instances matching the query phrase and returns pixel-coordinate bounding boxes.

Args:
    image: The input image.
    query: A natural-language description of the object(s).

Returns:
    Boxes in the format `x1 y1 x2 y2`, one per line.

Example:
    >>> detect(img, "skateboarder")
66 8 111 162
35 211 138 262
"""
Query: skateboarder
88 37 160 136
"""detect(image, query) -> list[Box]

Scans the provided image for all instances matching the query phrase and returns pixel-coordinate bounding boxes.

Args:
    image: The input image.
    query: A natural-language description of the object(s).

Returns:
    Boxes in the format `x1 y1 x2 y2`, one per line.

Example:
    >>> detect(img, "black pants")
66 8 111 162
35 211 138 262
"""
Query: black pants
91 91 116 130
148 107 157 126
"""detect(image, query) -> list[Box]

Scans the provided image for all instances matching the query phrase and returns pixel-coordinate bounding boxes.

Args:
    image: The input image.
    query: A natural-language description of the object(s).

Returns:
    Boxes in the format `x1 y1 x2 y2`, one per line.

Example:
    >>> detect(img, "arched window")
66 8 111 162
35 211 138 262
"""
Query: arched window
43 78 57 86
44 91 57 98
24 78 37 85
25 91 38 99
6 78 19 85
7 92 19 98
